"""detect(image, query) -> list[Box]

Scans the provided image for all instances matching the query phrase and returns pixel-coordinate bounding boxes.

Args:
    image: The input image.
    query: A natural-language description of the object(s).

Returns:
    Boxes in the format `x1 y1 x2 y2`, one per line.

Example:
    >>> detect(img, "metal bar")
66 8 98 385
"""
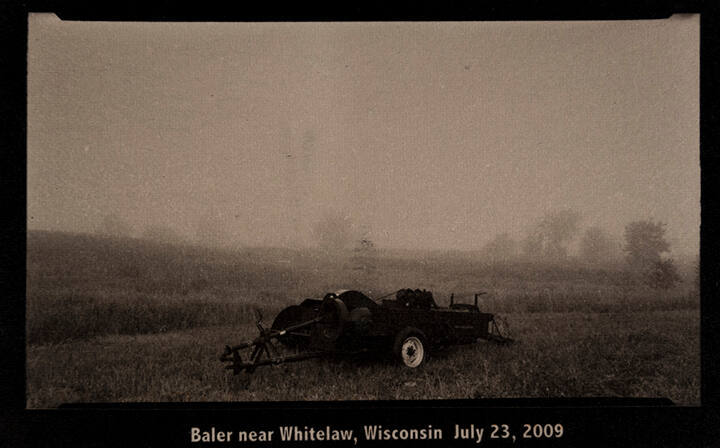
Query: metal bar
276 316 323 334
285 331 311 337
249 343 262 363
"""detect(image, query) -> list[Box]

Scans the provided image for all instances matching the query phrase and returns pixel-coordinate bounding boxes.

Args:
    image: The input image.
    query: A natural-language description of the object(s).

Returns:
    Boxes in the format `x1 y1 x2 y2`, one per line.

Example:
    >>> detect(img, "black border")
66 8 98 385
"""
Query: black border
3 1 719 447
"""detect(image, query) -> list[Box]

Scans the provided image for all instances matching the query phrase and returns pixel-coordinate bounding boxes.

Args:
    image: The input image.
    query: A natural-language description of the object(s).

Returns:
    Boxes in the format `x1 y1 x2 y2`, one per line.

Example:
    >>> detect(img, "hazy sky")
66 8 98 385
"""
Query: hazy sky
28 14 699 253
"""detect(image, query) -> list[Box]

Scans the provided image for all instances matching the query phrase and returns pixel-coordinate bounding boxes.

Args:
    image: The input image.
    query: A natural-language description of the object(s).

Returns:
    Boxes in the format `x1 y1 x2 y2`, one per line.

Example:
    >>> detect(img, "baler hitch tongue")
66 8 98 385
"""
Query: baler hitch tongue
219 312 326 375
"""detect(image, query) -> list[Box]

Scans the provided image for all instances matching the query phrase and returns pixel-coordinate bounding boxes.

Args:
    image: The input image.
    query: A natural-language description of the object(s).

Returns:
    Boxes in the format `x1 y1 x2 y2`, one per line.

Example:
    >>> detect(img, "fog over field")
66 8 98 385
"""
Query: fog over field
28 15 699 256
26 17 700 407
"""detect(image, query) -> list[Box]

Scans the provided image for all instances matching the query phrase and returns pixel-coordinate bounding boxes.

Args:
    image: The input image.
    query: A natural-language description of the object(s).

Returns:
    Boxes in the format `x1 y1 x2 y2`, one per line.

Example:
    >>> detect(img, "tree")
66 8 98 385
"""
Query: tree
623 220 670 272
522 209 581 262
483 232 518 263
521 228 544 261
580 226 614 265
645 259 682 290
539 209 581 260
623 219 682 289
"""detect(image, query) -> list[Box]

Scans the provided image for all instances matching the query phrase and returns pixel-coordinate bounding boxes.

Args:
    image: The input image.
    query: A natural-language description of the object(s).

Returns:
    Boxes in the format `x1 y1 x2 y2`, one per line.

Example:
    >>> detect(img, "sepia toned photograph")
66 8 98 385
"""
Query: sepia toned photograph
26 14 699 407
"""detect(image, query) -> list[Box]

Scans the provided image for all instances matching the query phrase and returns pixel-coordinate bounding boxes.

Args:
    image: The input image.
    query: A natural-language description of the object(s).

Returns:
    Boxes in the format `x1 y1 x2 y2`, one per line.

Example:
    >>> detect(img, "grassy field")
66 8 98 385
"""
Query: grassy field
26 231 700 407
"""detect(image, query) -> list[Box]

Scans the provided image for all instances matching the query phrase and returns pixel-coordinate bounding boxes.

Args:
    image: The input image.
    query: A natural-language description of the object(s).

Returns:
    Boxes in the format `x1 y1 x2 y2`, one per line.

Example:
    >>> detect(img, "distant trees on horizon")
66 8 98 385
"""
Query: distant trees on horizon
579 226 617 265
520 209 581 262
480 211 684 290
623 219 681 290
93 208 689 292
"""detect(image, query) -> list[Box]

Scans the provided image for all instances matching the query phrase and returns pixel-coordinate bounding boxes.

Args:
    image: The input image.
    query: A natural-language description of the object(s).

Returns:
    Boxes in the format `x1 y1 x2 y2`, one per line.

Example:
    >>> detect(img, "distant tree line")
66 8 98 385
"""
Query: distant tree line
481 210 682 290
96 207 686 290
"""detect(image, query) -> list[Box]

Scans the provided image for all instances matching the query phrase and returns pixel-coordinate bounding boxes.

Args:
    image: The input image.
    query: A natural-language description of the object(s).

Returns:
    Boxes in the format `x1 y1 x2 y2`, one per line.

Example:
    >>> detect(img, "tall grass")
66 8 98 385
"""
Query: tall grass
26 231 698 344
26 292 271 344
26 310 700 407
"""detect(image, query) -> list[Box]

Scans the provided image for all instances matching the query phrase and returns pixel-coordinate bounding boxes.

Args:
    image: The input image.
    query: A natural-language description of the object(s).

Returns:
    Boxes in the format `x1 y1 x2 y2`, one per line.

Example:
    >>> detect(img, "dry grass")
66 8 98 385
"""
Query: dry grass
26 310 699 407
25 231 700 407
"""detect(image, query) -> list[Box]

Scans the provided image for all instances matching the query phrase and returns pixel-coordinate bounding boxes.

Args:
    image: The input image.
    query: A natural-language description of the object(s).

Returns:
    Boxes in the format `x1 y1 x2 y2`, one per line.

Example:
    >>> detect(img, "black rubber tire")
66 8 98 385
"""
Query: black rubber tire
311 297 349 345
393 327 428 368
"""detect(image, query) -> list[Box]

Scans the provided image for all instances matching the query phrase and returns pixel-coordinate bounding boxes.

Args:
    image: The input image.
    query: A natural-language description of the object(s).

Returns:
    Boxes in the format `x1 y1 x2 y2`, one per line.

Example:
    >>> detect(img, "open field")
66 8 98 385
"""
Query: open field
26 231 700 407
27 310 699 407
